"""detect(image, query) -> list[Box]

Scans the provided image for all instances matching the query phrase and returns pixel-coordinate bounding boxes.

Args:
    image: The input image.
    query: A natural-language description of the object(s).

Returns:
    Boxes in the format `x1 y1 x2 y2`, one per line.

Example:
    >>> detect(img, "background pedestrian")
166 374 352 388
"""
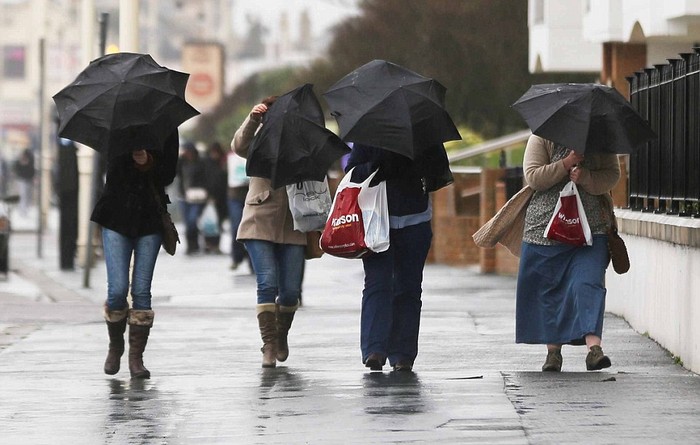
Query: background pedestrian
176 142 208 255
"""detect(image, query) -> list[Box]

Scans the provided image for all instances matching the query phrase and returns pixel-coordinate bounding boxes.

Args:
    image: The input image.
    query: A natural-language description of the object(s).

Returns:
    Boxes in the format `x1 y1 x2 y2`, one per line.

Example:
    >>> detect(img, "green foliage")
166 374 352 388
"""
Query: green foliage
191 0 599 167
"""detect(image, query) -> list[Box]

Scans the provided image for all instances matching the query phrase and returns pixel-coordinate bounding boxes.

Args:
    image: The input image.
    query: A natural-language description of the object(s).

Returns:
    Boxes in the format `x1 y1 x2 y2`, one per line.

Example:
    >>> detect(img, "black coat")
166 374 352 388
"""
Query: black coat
91 131 179 238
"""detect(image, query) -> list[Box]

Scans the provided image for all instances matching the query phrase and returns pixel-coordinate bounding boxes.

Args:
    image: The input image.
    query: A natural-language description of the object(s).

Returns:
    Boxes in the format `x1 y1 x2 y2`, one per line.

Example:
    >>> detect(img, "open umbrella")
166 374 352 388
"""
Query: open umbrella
53 52 199 159
247 83 351 188
512 83 656 154
323 59 461 159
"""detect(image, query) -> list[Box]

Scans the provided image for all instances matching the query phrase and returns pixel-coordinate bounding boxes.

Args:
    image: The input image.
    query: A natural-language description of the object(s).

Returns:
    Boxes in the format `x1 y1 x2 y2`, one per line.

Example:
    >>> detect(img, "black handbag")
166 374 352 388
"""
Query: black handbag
150 180 179 255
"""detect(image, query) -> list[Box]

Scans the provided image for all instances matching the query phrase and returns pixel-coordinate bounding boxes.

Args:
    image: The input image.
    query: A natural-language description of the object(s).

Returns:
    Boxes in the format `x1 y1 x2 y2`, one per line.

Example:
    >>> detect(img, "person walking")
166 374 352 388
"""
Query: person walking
231 98 306 368
345 143 452 372
13 148 35 215
91 131 179 379
177 142 208 255
202 141 228 254
516 134 620 372
226 146 251 270
55 138 79 270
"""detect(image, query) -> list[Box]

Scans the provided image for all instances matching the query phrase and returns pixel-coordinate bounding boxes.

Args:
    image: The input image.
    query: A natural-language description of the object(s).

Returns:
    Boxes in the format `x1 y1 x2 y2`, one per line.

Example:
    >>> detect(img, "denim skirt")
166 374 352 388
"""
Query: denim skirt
515 234 609 345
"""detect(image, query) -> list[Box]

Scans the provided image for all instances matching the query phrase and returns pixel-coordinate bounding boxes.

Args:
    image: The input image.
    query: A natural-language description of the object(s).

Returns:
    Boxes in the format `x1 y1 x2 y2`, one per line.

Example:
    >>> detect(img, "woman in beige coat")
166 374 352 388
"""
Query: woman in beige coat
231 99 306 368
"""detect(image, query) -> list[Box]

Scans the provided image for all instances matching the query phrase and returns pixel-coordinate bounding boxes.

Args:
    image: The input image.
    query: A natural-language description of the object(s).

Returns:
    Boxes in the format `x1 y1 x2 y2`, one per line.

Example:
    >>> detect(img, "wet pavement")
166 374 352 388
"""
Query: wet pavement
1 214 700 444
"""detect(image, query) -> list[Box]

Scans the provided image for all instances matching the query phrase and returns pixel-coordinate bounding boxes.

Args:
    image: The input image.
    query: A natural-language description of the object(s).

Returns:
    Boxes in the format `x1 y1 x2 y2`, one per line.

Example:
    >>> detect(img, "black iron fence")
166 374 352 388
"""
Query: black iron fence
627 48 700 216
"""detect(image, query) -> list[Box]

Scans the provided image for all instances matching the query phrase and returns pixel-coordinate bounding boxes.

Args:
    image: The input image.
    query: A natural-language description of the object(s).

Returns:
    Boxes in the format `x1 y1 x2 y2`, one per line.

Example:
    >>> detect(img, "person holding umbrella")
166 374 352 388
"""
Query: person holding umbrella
91 130 179 379
231 97 307 369
232 84 350 368
515 135 620 372
53 52 200 379
325 60 457 372
504 83 654 372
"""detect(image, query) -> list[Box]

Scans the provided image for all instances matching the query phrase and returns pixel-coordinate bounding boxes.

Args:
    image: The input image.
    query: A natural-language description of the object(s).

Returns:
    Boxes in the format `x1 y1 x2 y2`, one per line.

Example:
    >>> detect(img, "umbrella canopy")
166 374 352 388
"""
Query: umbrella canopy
323 59 461 159
247 84 351 188
512 83 656 154
53 52 199 158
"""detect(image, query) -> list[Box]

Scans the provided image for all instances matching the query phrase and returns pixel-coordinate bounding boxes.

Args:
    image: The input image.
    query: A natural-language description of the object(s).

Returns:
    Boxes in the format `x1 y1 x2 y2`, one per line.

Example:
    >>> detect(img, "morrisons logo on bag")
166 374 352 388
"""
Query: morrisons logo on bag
331 213 360 227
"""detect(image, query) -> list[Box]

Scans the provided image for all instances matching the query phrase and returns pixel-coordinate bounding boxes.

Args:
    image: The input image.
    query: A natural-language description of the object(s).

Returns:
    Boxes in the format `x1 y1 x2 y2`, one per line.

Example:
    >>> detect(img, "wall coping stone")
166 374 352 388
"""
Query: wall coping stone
615 208 700 248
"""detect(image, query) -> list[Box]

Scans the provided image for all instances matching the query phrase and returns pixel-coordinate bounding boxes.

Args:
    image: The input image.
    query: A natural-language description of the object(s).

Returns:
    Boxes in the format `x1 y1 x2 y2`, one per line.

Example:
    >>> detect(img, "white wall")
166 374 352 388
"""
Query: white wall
529 0 601 72
606 214 700 374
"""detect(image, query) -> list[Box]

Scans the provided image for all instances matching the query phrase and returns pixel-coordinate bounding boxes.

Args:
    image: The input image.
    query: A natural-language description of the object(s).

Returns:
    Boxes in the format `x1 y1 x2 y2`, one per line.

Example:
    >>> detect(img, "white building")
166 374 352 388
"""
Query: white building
529 0 700 92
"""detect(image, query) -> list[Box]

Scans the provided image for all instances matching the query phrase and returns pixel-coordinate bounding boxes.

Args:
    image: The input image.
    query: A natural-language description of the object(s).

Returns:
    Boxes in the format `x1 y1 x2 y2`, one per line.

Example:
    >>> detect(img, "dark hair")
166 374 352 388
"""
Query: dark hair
262 96 278 107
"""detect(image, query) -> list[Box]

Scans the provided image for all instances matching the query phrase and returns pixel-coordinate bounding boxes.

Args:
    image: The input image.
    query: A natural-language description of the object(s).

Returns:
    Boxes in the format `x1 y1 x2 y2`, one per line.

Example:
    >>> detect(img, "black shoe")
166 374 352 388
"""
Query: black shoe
364 353 385 371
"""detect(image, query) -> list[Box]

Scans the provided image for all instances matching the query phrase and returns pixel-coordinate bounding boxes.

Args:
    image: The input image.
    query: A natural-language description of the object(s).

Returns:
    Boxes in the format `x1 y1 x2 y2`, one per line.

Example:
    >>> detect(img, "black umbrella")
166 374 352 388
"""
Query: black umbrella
323 59 461 159
512 83 656 154
53 52 199 158
247 83 351 188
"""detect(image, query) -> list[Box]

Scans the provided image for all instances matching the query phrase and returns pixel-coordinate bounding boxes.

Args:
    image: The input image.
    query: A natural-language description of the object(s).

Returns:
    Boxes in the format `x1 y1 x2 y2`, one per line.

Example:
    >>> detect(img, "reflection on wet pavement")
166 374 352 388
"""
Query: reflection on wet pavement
362 371 426 415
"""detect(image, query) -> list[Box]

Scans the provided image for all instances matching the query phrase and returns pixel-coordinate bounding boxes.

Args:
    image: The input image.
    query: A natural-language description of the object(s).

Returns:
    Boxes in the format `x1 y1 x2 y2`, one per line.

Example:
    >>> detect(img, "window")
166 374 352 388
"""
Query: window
3 46 26 79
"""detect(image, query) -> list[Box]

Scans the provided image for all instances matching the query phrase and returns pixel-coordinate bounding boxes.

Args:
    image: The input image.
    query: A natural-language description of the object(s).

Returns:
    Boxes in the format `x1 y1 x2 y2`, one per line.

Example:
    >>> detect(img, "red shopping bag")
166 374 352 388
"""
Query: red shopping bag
320 185 369 258
544 181 592 246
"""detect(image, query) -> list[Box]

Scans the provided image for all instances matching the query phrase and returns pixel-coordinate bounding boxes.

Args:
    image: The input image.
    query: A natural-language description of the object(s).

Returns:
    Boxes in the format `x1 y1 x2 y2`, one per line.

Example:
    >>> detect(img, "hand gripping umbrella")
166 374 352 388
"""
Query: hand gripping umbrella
247 83 351 188
323 59 461 159
512 83 656 154
53 52 199 158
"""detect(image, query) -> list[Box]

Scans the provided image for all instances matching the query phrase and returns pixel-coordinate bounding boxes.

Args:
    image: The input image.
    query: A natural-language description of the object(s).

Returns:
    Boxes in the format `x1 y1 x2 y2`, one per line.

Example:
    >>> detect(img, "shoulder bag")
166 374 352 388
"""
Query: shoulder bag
150 180 179 255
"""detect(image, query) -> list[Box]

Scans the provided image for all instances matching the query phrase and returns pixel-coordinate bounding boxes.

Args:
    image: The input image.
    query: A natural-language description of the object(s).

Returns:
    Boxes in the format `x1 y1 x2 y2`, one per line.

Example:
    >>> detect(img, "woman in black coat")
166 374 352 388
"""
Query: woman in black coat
91 131 178 379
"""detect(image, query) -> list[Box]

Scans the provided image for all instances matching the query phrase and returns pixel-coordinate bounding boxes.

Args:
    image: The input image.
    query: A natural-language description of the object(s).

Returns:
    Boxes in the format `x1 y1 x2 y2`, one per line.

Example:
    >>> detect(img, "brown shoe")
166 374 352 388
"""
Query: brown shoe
542 350 562 372
364 353 385 371
586 345 611 371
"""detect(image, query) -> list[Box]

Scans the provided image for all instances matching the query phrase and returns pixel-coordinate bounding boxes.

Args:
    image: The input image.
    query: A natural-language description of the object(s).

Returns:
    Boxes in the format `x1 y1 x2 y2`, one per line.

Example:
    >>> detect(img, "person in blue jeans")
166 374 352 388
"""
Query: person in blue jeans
345 143 452 372
176 142 208 255
231 99 306 368
91 131 178 379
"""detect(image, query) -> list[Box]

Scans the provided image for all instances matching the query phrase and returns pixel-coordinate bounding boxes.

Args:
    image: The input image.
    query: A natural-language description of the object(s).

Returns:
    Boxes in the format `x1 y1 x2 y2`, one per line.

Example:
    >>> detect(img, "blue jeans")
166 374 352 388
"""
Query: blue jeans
360 221 432 366
180 201 205 252
243 240 305 306
102 228 161 311
227 198 247 264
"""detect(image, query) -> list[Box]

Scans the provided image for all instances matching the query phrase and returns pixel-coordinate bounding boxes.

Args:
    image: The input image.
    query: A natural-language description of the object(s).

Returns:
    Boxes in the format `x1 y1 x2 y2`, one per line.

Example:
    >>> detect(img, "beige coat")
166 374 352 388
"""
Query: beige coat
231 114 306 245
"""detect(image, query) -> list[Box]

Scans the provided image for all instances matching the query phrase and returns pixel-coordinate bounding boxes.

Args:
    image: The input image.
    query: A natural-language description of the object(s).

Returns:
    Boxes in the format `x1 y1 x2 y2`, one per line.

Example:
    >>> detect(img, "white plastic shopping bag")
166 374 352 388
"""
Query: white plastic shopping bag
320 168 390 258
543 181 592 246
198 200 220 237
286 177 332 232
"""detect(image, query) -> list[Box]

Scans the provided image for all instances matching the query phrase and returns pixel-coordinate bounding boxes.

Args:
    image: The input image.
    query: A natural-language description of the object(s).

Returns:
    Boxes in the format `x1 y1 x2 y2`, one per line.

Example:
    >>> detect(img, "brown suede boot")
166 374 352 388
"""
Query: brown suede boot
103 305 128 375
128 309 154 379
257 304 277 368
276 301 299 362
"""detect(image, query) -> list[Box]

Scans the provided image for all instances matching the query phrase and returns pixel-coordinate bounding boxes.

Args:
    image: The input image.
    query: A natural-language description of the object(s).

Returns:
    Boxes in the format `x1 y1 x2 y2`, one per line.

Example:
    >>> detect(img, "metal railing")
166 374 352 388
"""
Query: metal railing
628 48 700 216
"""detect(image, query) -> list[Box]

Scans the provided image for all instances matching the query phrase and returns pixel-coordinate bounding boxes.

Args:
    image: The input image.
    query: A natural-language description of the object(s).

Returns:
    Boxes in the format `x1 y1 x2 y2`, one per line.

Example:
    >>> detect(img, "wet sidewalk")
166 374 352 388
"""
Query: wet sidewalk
1 220 700 444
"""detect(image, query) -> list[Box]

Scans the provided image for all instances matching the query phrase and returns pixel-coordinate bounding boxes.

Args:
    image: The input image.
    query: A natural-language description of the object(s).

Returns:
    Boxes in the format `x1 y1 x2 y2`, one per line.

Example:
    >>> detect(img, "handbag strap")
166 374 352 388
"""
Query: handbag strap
598 193 617 231
148 177 168 215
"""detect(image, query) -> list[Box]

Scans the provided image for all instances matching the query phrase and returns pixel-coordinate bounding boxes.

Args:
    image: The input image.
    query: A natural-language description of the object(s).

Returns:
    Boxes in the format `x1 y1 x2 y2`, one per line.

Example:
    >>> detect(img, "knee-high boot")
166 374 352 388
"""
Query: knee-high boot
128 309 154 379
103 304 128 375
276 301 299 362
257 304 277 368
